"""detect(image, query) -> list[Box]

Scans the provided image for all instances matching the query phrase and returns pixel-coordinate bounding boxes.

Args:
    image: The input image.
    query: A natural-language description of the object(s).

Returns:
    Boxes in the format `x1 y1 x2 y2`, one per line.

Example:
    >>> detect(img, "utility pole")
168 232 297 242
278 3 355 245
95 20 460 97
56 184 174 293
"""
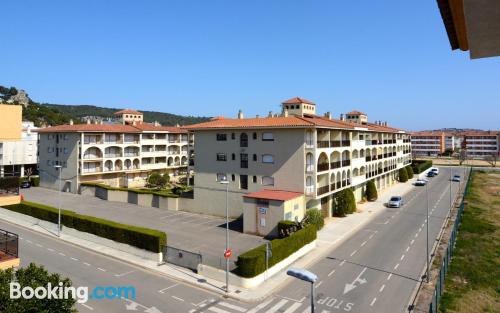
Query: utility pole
426 181 430 283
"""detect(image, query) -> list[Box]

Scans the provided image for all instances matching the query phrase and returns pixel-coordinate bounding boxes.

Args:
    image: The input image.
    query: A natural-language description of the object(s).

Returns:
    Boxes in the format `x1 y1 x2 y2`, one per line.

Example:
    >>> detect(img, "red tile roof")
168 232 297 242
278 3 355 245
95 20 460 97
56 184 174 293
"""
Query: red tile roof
282 97 315 105
184 116 315 129
132 122 187 133
347 110 367 116
36 122 187 133
410 131 445 136
243 189 303 201
114 109 143 115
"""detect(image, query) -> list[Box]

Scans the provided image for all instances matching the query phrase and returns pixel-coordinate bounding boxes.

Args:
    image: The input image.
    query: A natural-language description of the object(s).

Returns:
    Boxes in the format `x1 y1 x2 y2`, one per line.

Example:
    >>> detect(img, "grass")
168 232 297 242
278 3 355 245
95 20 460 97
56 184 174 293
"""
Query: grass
438 171 500 313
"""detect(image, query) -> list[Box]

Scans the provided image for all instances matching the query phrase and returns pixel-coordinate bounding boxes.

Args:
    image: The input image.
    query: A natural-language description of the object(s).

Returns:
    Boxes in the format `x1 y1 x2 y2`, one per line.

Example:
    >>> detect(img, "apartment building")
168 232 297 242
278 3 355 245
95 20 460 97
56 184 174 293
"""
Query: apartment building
0 105 38 177
461 131 500 158
410 131 446 157
36 110 192 193
186 97 412 222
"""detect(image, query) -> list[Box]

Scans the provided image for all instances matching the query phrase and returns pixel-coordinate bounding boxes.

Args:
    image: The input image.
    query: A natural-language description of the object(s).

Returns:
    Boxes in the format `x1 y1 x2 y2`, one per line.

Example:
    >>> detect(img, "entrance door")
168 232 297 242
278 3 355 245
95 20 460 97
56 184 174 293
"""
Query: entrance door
321 197 329 218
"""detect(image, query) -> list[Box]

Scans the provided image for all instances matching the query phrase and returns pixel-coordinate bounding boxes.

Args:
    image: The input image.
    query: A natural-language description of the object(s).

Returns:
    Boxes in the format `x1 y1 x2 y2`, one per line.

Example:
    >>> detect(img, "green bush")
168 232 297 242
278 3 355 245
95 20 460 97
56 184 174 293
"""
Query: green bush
332 189 357 217
236 225 317 278
146 172 169 190
4 201 166 253
277 220 298 238
365 180 378 201
399 168 409 182
305 208 324 231
29 176 40 187
411 160 433 174
405 166 414 179
0 177 19 190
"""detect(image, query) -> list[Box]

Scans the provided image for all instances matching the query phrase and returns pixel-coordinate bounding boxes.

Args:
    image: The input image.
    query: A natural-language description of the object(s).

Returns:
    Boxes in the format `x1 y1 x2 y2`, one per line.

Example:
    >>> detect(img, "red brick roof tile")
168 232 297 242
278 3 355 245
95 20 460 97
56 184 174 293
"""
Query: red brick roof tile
282 97 315 105
114 109 143 115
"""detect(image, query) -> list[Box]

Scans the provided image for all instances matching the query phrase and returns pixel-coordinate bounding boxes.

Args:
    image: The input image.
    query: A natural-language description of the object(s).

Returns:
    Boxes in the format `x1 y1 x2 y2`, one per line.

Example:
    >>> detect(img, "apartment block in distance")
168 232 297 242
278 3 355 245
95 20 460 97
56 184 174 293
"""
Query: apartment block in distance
461 131 500 158
186 97 412 232
36 109 192 193
410 131 446 157
0 104 38 177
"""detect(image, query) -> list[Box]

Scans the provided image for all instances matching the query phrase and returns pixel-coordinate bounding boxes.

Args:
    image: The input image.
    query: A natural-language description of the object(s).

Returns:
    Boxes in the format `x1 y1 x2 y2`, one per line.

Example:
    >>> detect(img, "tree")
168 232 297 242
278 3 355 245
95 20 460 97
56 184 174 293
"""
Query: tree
458 148 467 165
146 172 169 190
24 167 33 180
398 168 408 182
485 154 498 167
365 180 378 201
0 263 76 312
331 189 357 217
405 165 414 179
304 209 324 231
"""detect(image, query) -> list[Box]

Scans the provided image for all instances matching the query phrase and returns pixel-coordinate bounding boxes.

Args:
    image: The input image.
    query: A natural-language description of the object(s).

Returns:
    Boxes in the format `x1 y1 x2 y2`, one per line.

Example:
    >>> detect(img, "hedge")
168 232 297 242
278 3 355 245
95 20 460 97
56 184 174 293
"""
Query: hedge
81 182 179 198
398 168 409 182
405 166 414 179
305 208 324 230
236 225 317 278
0 177 19 190
30 176 40 187
277 220 298 238
411 160 433 174
332 189 357 217
3 201 166 253
365 180 378 201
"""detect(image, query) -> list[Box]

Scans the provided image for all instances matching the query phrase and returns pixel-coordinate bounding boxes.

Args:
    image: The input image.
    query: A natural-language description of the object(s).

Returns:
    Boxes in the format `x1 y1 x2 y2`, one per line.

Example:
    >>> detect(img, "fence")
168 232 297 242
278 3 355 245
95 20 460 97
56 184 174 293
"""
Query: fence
427 168 473 313
163 245 237 272
0 228 19 260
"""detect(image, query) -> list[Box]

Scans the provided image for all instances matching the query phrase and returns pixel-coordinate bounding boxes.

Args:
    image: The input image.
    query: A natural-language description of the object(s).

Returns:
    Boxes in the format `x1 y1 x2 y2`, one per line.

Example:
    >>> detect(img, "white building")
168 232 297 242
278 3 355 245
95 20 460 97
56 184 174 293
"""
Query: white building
0 121 38 177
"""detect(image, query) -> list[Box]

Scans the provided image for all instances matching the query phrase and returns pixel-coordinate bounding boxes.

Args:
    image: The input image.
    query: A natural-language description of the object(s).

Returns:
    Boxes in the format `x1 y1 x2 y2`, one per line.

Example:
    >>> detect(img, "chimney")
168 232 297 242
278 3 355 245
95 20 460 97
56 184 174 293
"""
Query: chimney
340 114 345 121
132 120 137 126
154 121 160 127
94 119 99 125
86 119 91 125
384 121 387 126
283 109 289 117
176 123 180 127
238 110 244 119
268 111 273 117
69 119 74 125
256 115 259 118
325 112 332 119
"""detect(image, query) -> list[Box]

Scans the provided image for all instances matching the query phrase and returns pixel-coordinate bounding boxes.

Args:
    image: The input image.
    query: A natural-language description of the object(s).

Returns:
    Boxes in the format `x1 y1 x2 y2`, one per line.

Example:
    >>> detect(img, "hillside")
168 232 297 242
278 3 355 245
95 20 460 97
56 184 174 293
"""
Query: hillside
0 85 210 127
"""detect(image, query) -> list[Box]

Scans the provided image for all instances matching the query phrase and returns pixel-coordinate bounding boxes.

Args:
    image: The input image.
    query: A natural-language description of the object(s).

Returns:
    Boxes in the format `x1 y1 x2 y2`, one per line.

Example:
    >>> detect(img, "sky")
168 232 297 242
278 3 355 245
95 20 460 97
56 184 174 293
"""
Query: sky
2 1 499 130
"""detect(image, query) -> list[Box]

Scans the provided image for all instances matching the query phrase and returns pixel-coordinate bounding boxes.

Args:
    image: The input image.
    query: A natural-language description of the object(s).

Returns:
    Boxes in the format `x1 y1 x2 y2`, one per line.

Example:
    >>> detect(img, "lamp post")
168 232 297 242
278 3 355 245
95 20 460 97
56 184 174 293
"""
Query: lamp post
287 268 318 313
219 176 229 293
449 168 452 218
425 180 430 283
54 165 62 237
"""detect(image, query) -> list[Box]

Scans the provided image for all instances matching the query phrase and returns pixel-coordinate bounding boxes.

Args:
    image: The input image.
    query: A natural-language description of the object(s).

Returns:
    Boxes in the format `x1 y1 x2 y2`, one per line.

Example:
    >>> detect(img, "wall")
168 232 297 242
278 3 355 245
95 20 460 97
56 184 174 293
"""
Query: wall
0 104 21 140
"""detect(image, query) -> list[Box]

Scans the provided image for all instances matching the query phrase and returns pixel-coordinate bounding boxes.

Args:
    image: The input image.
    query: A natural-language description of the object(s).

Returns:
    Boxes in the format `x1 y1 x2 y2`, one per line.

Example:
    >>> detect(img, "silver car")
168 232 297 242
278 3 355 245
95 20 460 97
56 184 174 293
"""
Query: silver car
388 196 403 208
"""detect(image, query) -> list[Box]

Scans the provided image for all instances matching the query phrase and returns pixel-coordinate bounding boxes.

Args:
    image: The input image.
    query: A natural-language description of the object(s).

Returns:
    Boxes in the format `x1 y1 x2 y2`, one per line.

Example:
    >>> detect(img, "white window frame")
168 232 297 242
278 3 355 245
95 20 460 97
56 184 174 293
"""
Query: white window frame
262 132 274 141
262 154 274 164
261 176 275 186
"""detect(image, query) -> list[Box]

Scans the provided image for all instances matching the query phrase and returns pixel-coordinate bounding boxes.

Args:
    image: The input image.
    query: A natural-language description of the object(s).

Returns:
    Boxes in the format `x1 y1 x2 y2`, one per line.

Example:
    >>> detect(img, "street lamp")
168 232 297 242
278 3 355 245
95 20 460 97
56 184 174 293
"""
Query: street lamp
219 175 230 293
287 267 318 313
425 180 430 283
54 165 62 237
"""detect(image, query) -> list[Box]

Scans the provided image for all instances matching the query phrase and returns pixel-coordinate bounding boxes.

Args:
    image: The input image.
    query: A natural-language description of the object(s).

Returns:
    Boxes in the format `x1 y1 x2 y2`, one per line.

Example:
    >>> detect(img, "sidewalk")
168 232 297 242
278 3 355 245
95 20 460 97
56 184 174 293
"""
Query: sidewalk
0 176 423 302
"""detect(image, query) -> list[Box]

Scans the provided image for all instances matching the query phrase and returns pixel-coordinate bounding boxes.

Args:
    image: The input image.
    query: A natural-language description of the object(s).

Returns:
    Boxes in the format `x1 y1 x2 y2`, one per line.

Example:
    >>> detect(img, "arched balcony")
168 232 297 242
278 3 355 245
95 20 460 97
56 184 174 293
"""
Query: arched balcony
83 147 103 159
317 152 329 172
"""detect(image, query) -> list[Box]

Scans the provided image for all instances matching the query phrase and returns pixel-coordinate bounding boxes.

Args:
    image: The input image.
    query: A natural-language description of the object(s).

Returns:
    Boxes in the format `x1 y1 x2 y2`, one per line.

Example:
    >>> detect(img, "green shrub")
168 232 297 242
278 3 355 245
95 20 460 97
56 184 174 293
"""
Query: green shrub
411 160 433 174
365 180 378 201
405 166 414 179
146 172 169 190
4 201 166 252
30 176 40 187
332 189 357 217
277 220 298 238
305 208 324 231
236 225 317 278
399 168 409 182
0 177 19 190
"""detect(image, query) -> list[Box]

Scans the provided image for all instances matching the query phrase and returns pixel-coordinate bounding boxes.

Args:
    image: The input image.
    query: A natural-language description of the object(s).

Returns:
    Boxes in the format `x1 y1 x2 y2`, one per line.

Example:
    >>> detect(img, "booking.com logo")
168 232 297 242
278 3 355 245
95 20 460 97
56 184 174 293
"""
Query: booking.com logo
10 282 136 304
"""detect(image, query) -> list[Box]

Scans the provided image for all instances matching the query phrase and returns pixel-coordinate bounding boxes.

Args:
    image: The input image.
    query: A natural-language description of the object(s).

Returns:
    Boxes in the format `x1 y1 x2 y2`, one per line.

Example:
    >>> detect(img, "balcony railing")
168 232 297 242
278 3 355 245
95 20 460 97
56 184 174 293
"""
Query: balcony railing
317 185 329 195
104 154 122 158
330 161 341 169
82 167 102 174
342 160 350 167
305 186 315 195
306 165 314 173
330 140 341 147
365 156 372 162
317 141 329 148
0 228 18 259
317 163 329 172
341 140 350 147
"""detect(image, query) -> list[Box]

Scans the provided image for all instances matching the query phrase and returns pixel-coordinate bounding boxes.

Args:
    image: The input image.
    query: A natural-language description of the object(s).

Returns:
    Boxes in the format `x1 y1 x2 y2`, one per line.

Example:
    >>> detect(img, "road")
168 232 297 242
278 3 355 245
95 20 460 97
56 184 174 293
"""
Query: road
2 166 465 313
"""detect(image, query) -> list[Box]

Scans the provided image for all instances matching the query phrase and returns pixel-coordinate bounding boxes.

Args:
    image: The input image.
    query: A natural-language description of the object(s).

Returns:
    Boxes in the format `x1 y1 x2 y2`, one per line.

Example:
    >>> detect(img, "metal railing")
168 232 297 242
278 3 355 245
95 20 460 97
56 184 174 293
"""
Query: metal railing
0 229 19 260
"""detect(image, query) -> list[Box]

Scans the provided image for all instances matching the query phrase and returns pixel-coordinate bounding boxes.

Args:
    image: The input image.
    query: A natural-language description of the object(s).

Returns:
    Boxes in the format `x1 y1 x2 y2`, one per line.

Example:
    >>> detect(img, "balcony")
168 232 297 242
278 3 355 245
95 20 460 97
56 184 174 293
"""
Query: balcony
305 164 314 173
341 140 350 147
317 163 329 172
365 156 372 162
104 154 122 158
305 186 315 195
342 160 350 167
317 141 329 148
82 167 102 174
330 161 341 169
330 140 341 147
317 185 329 196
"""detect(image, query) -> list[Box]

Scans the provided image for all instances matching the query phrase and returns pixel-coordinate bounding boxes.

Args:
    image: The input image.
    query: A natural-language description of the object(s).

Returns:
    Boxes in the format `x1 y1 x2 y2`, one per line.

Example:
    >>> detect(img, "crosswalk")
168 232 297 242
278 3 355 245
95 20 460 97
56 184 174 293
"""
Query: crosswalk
190 297 318 313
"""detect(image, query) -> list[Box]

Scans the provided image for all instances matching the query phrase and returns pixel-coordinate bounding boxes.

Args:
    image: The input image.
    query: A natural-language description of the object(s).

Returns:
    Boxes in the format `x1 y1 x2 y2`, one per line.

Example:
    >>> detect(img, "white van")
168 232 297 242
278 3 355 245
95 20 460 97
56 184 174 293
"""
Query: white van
430 167 439 175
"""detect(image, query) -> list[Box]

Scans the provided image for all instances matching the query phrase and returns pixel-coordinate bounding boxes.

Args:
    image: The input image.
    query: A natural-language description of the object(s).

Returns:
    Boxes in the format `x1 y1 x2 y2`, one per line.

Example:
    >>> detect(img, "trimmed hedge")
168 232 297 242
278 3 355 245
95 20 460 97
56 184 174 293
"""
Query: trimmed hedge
81 182 179 198
236 225 317 278
405 166 414 179
332 189 357 217
398 168 409 182
365 180 378 201
0 177 19 190
277 220 298 238
305 208 324 231
411 160 433 174
3 201 166 253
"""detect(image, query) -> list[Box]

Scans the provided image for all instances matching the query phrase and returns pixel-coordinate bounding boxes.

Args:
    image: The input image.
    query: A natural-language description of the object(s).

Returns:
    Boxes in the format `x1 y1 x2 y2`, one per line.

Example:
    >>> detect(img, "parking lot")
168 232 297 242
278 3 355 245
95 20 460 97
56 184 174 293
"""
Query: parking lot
19 187 267 268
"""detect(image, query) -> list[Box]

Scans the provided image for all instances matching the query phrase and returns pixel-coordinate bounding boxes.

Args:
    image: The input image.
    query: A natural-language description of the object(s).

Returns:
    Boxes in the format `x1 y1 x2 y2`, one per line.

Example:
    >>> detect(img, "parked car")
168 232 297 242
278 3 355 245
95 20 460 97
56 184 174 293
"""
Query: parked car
20 181 31 189
430 167 439 175
388 196 403 208
427 171 436 178
415 179 427 186
452 175 461 182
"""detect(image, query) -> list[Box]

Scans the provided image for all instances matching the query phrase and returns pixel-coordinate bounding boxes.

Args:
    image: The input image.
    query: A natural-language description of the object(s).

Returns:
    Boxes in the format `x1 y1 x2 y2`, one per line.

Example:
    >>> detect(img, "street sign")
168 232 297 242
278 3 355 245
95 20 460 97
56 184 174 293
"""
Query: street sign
266 242 272 258
224 248 232 259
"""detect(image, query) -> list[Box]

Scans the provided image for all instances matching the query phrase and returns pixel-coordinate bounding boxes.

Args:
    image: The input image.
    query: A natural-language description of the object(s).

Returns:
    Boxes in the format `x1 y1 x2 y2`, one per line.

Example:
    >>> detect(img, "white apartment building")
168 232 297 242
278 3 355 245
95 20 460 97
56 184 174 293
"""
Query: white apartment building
186 97 412 221
36 110 192 193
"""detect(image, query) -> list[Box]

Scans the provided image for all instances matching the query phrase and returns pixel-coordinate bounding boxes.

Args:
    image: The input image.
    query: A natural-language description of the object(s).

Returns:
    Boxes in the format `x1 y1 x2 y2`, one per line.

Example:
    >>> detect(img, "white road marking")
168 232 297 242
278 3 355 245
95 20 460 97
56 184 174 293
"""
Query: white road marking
419 227 422 232
406 246 410 252
328 269 336 277
114 270 136 277
283 302 303 313
171 295 184 302
219 302 247 312
394 263 400 270
415 233 419 238
208 306 230 313
26 240 32 244
361 241 367 247
387 273 392 280
97 267 106 272
400 255 405 261
158 283 179 293
350 250 357 257
379 284 385 292
410 239 415 245
339 260 346 266
247 298 275 313
47 248 54 252
36 243 43 248
19 236 23 240
370 297 377 306
70 257 79 261
58 252 66 256
314 281 323 288
369 234 375 239
265 299 288 313
79 303 94 311
83 262 91 266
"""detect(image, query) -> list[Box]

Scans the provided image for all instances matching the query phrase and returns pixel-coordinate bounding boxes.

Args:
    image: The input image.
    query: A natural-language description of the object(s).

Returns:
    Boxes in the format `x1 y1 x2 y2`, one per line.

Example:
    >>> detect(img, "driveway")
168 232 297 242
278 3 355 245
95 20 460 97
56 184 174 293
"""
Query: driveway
19 187 266 268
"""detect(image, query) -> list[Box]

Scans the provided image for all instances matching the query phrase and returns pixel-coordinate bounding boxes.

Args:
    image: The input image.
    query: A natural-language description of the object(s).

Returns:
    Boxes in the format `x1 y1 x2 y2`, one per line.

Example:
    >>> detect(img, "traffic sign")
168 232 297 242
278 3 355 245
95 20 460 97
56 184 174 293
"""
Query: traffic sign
224 248 232 259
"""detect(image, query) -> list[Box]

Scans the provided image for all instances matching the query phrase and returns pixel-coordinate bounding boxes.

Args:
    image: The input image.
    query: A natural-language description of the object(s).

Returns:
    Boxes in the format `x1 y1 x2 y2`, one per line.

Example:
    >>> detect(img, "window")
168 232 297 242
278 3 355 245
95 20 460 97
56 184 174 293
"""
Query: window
48 134 53 140
240 133 248 147
262 154 274 163
231 174 235 181
216 173 227 182
253 176 257 183
253 154 257 161
252 132 257 140
47 160 51 166
239 175 248 190
240 154 248 168
216 153 227 161
64 134 68 140
285 212 292 221
294 204 299 211
231 133 235 140
216 134 227 141
262 132 274 141
262 176 274 186
64 148 68 154
232 153 235 160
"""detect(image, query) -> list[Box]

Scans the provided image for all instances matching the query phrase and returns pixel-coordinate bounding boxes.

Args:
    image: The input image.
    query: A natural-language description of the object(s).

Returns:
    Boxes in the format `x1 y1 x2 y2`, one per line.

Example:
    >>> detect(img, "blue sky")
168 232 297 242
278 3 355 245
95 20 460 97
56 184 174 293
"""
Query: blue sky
2 1 499 130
